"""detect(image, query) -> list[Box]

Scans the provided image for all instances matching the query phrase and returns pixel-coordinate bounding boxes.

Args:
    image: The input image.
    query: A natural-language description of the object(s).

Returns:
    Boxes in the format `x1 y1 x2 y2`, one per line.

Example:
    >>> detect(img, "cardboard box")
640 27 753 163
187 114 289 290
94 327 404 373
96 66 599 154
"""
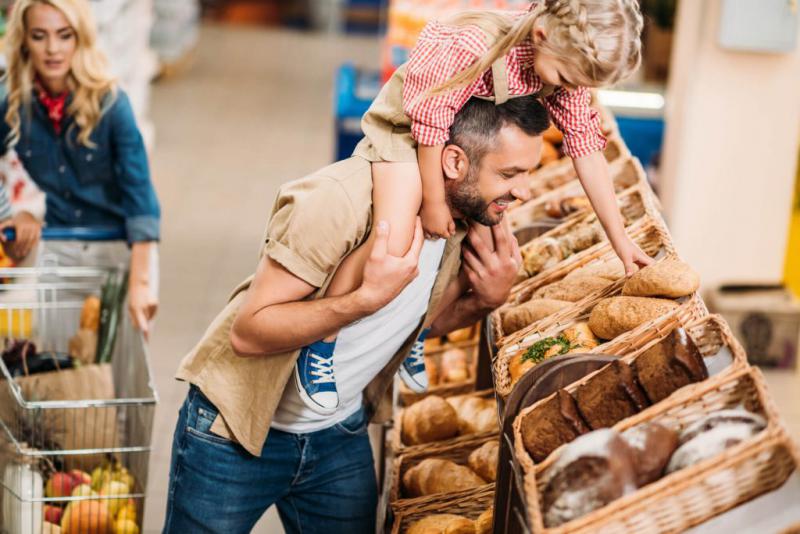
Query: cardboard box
707 285 800 369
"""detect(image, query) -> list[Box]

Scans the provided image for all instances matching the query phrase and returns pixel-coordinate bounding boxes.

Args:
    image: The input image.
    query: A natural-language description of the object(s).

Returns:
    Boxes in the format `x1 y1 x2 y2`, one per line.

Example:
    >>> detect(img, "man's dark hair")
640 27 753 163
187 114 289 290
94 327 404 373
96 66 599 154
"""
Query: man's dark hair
447 95 550 164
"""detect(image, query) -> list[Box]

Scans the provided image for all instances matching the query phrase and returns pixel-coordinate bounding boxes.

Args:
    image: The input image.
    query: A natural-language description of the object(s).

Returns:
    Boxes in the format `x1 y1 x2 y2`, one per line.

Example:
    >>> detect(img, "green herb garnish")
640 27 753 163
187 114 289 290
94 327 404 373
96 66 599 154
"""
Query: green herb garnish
521 334 572 364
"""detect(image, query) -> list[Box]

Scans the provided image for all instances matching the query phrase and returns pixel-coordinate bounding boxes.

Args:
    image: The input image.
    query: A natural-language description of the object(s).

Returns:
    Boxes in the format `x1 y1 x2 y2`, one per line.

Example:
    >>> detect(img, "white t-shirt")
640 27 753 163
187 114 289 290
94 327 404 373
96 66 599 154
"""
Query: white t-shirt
271 239 447 433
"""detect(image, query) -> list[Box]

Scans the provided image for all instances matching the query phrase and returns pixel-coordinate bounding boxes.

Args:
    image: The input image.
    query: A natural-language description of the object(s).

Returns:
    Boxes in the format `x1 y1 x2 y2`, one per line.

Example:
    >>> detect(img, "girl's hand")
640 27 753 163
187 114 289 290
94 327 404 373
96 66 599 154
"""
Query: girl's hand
0 212 42 261
128 278 158 341
421 198 455 239
613 235 654 276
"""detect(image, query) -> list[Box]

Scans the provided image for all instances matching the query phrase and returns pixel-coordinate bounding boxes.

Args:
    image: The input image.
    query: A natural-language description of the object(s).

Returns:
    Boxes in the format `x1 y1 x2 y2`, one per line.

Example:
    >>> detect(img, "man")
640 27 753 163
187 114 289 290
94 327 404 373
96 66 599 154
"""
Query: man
163 94 549 533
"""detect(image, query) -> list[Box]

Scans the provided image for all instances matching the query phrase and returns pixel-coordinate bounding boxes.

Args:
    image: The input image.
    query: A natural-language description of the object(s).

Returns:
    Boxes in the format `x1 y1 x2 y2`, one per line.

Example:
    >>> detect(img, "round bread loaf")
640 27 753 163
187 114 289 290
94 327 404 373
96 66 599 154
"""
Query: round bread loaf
622 258 700 298
401 396 460 445
588 297 680 340
407 514 476 534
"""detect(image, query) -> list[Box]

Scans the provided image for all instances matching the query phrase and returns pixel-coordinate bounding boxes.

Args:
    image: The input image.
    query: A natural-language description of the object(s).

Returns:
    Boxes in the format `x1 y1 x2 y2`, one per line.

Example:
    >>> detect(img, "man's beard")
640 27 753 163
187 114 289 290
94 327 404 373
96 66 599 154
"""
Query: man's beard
446 166 503 226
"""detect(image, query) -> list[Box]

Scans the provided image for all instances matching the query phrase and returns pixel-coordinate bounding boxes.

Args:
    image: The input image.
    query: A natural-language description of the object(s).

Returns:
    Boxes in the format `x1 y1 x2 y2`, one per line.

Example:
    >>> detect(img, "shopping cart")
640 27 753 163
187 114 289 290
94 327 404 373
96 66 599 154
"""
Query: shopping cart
0 228 157 534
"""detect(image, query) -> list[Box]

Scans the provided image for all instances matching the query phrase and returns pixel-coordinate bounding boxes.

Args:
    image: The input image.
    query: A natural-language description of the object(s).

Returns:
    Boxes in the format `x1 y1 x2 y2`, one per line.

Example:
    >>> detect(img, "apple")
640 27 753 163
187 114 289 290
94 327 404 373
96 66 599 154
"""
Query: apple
44 504 63 524
46 472 78 498
69 469 92 486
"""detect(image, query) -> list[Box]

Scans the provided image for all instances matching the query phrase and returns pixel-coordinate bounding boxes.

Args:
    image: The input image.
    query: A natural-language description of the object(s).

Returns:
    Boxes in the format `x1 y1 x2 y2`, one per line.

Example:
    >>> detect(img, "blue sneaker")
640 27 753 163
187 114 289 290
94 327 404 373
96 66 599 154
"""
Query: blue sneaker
294 340 339 415
399 328 430 393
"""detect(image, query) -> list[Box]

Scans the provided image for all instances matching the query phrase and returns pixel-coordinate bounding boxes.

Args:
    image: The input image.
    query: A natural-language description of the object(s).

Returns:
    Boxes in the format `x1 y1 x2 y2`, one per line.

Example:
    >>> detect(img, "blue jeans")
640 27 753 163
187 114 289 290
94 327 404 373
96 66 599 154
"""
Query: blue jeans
162 386 377 534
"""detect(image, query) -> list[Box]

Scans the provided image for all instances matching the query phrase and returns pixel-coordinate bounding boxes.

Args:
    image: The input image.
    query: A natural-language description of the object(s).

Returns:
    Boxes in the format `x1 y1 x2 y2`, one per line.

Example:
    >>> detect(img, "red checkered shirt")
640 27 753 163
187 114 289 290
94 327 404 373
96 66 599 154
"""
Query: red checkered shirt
401 12 606 158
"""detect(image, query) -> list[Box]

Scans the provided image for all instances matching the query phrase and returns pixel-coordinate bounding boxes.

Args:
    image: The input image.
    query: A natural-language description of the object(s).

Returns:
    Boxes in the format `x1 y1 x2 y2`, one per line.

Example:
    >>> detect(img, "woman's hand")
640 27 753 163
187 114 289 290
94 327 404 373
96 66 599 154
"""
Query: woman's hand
0 212 42 261
128 242 159 340
613 235 654 276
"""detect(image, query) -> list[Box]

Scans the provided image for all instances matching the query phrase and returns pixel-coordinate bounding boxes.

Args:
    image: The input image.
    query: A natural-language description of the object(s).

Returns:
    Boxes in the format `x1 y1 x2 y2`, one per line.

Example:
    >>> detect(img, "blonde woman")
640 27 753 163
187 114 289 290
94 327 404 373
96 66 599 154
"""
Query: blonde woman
1 0 160 336
293 0 654 414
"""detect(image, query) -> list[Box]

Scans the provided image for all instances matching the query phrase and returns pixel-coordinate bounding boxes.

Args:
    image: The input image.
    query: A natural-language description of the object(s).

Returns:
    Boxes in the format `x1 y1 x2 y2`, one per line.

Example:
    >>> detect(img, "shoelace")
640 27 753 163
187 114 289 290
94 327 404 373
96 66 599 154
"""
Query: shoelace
309 353 336 384
407 341 425 368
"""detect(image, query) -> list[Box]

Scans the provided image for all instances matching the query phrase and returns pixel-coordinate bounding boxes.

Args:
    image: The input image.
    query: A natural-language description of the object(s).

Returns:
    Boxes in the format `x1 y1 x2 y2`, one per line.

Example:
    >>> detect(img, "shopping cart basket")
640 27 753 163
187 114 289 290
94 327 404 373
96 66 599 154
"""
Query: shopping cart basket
0 228 156 534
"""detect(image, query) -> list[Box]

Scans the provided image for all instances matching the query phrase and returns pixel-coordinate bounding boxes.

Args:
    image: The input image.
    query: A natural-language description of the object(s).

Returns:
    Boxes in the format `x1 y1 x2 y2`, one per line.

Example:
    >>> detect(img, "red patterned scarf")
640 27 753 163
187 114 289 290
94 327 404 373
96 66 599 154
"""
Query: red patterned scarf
35 83 68 134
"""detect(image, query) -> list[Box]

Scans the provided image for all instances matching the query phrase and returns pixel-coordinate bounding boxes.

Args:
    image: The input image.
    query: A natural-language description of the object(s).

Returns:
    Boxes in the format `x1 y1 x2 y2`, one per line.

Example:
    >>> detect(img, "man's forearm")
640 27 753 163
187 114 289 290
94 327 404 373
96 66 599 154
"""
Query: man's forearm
231 290 374 357
429 291 491 338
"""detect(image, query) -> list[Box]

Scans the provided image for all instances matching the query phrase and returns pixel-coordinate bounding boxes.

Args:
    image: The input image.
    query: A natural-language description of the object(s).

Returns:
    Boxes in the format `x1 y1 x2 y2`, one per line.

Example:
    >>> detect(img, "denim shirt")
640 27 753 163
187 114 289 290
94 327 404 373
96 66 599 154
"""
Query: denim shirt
0 89 161 243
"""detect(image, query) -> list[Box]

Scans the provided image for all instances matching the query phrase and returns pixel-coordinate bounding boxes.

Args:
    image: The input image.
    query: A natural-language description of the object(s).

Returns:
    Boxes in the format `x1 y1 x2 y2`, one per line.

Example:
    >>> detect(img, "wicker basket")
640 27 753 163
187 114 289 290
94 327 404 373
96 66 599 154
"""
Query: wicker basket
509 157 650 231
390 484 496 534
391 389 499 455
512 366 798 534
389 434 497 513
398 341 479 406
493 218 675 345
493 292 709 398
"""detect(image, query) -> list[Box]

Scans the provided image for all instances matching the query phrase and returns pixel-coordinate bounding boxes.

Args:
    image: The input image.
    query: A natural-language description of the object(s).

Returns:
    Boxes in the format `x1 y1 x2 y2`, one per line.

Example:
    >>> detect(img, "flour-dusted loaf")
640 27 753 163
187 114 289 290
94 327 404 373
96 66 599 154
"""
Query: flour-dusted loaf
622 422 680 486
666 409 767 474
501 298 571 335
532 275 614 302
407 514 476 534
402 396 460 445
520 390 591 463
542 429 638 528
634 328 708 404
588 296 680 340
574 360 650 430
622 258 700 298
468 441 499 482
446 395 499 436
402 458 487 498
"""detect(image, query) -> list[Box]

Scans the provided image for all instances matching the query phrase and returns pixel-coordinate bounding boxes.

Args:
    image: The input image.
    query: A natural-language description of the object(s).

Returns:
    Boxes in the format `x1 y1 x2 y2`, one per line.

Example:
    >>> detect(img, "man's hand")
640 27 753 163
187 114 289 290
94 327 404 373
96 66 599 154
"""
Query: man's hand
462 220 522 309
357 218 425 312
0 212 42 261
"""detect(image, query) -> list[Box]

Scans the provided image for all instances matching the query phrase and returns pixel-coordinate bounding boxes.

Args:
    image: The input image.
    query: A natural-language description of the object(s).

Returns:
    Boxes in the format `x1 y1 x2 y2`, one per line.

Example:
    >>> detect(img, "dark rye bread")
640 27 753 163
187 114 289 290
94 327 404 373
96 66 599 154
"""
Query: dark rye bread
622 422 680 486
521 390 591 463
634 328 708 404
574 360 650 430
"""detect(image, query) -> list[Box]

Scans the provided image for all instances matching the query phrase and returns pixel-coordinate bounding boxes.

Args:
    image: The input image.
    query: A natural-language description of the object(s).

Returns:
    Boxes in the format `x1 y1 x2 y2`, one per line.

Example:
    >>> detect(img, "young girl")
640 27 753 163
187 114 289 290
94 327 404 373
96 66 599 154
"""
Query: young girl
295 0 653 415
0 0 161 336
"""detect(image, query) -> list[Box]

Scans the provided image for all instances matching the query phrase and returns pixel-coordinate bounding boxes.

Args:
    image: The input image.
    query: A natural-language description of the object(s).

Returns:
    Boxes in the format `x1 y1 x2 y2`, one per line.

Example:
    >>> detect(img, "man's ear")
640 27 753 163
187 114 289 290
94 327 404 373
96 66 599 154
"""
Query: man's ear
442 144 468 180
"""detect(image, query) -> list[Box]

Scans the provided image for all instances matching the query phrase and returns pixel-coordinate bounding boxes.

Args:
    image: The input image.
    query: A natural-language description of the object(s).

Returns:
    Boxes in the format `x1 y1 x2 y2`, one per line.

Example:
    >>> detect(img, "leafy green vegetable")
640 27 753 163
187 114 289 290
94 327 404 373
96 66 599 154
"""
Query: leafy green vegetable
522 334 573 365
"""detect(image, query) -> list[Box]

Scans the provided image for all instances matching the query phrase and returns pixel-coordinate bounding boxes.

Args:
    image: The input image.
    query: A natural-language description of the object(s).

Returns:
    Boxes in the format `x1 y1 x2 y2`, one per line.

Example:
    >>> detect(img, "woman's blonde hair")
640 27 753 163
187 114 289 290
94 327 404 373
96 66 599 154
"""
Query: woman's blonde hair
432 0 643 95
3 0 116 148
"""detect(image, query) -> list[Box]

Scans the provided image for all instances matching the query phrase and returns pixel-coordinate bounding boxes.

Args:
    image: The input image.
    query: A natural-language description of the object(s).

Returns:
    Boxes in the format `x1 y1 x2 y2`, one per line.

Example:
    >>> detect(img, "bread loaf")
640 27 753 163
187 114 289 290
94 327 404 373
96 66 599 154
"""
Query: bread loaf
402 458 487 498
622 423 679 486
588 297 680 340
542 429 637 528
441 349 469 383
447 396 499 435
402 396 460 445
622 258 699 298
533 275 613 302
474 508 493 534
407 514 476 534
634 328 708 404
574 360 649 430
501 299 571 335
424 354 440 387
565 258 625 282
521 390 590 462
447 326 475 343
522 237 563 276
468 441 499 482
80 296 101 331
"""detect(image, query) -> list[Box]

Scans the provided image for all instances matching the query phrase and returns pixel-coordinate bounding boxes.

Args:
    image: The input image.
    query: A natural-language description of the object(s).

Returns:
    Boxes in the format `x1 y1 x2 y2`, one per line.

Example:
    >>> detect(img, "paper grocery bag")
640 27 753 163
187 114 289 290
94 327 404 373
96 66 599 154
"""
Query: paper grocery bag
0 364 118 469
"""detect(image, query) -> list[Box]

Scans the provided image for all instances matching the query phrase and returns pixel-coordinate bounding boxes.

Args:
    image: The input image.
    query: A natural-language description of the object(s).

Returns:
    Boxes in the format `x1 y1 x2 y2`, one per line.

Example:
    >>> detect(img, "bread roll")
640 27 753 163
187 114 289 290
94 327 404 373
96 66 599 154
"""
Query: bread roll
562 322 600 350
565 258 626 282
542 429 638 527
446 396 499 435
574 360 649 430
557 220 603 254
425 337 442 351
622 258 699 299
522 237 563 276
402 458 487 498
521 390 590 463
424 355 440 387
441 349 469 383
447 326 475 343
474 508 493 534
533 275 613 302
622 422 679 486
501 299 571 335
509 324 597 386
402 396 460 445
80 296 101 331
588 297 680 340
407 514 476 534
468 441 499 482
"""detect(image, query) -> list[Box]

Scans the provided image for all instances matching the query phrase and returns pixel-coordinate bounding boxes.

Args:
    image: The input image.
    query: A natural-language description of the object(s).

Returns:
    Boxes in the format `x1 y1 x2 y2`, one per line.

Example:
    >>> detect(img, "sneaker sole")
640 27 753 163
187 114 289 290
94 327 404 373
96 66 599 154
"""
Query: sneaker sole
294 364 339 416
398 365 427 394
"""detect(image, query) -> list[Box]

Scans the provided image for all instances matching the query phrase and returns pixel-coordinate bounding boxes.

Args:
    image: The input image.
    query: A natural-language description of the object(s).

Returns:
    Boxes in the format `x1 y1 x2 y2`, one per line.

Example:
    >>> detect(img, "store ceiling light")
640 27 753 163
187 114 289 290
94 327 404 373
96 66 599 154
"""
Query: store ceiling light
597 90 665 110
